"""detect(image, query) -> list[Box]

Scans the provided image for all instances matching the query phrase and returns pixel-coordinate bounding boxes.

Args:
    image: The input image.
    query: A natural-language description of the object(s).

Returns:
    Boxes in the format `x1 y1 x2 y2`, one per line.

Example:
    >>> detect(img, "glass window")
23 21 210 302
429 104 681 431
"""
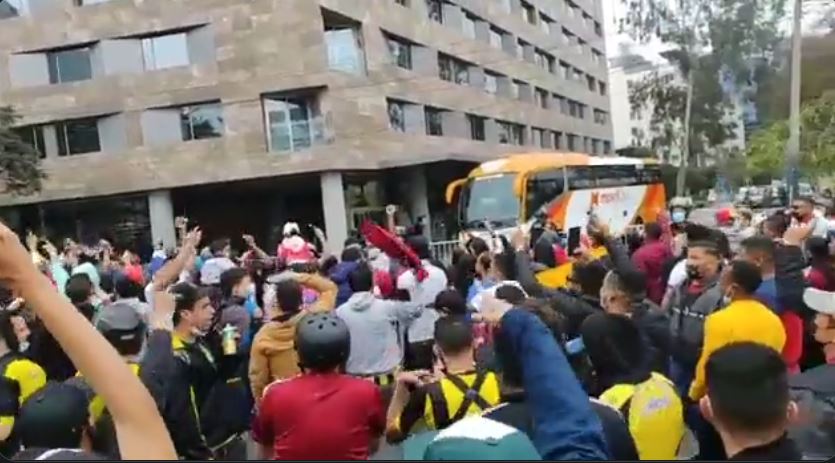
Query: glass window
13 126 46 158
566 133 578 151
509 80 519 99
499 121 524 145
0 0 26 19
263 95 323 153
142 33 190 71
438 54 469 85
511 124 525 145
56 118 100 157
591 139 600 155
532 128 549 148
47 47 92 84
462 174 519 228
426 0 442 22
535 88 548 109
566 166 595 189
560 61 570 79
388 100 406 132
516 39 528 59
539 14 553 35
425 107 444 136
587 75 596 92
552 131 563 149
599 81 607 96
603 140 612 155
484 72 498 95
489 27 503 49
462 14 477 39
325 27 365 75
467 114 485 141
180 103 223 141
526 170 564 218
385 33 412 70
597 165 640 187
520 0 536 24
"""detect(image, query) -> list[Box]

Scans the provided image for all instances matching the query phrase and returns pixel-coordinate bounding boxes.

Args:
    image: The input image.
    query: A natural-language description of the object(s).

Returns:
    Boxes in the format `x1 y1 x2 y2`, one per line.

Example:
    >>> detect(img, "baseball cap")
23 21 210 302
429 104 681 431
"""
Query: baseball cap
403 416 541 460
803 287 835 315
431 289 468 316
94 301 144 333
17 382 90 450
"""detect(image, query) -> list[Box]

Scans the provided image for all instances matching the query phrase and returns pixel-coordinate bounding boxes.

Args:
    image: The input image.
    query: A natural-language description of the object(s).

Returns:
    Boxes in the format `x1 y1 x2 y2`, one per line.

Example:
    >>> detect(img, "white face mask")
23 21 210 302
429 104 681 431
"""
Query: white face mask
18 341 29 353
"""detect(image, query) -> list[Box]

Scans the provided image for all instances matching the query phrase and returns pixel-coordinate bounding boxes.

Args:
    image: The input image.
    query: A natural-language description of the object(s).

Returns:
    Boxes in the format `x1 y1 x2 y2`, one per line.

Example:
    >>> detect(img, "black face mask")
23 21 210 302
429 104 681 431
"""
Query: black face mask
686 265 701 281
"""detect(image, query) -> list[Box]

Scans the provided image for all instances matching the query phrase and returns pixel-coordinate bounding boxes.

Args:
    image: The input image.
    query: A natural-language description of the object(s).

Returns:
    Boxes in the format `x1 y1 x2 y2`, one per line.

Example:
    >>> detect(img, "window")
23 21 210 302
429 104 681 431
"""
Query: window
47 47 92 84
489 27 503 49
562 28 574 46
573 68 584 82
586 75 596 92
594 109 607 125
526 170 564 217
425 107 444 136
75 0 112 5
385 33 412 69
263 94 324 153
577 103 586 119
520 0 536 25
597 165 639 187
603 140 611 155
387 100 406 132
467 114 485 141
180 103 224 141
599 81 607 96
594 21 603 37
462 13 477 39
554 94 567 114
535 49 555 73
566 133 578 151
484 71 499 95
13 126 46 158
141 33 189 71
426 0 442 22
516 39 529 59
566 166 595 189
0 0 26 19
577 38 587 56
323 11 366 75
56 117 100 157
509 80 519 99
552 131 563 149
592 49 604 66
438 54 469 85
560 61 571 80
539 13 554 35
591 139 600 155
532 128 549 148
534 88 549 109
497 121 524 145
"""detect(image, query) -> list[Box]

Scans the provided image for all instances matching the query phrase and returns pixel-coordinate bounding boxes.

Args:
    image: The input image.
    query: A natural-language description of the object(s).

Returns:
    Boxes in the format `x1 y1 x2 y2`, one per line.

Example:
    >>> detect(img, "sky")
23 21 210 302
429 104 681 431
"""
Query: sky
602 0 835 64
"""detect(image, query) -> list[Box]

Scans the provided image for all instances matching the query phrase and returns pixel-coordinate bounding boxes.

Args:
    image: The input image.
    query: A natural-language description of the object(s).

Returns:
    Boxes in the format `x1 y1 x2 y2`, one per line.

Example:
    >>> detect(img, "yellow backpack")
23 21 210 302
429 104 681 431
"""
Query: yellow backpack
600 372 685 460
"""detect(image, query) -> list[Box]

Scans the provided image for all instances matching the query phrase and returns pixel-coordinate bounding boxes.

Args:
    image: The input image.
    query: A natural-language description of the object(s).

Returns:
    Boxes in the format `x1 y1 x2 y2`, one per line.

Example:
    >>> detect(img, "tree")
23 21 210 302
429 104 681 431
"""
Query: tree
746 92 835 177
0 106 45 196
621 0 786 196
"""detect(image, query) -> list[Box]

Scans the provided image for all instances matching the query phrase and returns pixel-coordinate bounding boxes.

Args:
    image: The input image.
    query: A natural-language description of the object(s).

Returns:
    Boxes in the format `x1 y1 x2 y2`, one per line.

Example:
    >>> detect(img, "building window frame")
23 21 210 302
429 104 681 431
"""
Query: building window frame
56 117 101 157
467 114 485 141
179 102 224 142
47 46 93 84
425 107 444 136
262 93 324 153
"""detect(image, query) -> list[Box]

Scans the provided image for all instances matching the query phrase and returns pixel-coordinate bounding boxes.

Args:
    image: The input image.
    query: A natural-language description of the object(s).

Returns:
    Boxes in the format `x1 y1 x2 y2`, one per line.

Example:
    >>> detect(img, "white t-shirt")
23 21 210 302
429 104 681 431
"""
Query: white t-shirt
397 260 447 343
667 259 688 289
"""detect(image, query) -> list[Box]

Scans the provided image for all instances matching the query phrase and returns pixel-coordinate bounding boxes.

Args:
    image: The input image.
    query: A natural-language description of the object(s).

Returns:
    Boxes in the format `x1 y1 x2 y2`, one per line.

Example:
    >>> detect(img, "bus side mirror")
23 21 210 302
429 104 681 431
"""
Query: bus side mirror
445 179 466 205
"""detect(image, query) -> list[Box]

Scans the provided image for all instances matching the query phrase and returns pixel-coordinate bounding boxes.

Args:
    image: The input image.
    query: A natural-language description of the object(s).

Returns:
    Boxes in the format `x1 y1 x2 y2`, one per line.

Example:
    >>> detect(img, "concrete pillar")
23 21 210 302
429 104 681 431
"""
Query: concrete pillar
320 172 348 253
148 190 176 250
405 166 431 238
484 119 500 144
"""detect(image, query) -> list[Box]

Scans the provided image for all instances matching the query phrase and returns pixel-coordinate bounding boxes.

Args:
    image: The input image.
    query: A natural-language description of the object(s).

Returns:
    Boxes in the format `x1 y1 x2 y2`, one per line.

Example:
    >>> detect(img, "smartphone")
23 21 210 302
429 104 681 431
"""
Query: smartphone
567 227 581 256
565 337 585 355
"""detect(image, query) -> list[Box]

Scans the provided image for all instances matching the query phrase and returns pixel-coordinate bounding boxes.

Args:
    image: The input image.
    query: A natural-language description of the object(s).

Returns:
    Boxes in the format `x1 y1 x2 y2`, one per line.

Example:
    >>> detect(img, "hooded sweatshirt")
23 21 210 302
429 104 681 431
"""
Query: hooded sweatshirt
335 292 422 376
330 261 360 307
277 236 315 265
248 273 337 401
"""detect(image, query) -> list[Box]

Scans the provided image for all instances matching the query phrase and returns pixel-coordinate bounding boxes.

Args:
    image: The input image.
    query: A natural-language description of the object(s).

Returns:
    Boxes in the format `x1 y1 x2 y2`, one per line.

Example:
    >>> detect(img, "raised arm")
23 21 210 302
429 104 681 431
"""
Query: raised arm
0 223 176 460
151 228 202 291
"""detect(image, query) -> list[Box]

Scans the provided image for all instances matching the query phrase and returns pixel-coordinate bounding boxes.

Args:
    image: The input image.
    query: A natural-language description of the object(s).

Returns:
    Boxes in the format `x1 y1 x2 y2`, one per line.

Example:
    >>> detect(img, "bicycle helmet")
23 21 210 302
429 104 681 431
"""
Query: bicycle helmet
295 313 351 371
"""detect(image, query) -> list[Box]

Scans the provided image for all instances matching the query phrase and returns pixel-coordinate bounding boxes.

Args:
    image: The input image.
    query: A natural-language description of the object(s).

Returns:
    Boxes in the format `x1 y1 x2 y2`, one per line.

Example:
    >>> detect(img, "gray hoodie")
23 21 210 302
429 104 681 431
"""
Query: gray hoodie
335 292 422 376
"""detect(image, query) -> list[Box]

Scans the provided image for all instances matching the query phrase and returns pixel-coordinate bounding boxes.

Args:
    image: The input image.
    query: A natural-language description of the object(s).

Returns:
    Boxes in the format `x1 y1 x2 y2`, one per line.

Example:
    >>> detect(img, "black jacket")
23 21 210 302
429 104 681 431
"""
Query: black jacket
140 330 214 460
789 364 835 460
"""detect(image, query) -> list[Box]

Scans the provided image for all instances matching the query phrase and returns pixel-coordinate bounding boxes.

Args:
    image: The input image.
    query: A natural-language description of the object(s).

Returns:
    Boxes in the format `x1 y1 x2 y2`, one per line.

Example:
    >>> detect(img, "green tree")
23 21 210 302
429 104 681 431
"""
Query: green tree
621 0 786 196
0 106 45 195
747 93 835 177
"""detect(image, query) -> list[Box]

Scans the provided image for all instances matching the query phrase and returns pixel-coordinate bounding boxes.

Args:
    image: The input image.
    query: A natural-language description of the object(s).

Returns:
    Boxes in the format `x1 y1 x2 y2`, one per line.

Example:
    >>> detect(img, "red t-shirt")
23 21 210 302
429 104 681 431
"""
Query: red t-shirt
252 373 385 460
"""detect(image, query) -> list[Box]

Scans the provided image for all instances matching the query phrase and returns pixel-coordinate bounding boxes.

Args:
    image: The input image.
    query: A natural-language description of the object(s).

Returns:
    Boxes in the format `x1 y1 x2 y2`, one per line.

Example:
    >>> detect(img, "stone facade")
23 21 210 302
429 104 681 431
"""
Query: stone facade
0 0 612 209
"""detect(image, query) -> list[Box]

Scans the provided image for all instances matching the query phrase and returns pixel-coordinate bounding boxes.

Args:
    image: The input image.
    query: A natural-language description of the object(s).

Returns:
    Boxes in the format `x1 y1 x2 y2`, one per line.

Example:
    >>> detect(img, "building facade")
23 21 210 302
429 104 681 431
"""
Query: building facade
0 0 612 252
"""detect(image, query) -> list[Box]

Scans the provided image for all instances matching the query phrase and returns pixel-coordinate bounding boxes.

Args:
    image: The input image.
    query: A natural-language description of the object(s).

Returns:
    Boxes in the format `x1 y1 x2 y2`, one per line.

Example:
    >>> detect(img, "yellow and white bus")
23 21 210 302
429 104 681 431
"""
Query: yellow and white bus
446 152 666 237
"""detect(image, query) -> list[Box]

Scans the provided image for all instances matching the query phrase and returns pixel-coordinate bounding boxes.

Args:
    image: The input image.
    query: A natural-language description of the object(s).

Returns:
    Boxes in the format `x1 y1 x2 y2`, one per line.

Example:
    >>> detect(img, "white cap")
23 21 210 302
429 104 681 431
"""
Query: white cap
803 287 835 315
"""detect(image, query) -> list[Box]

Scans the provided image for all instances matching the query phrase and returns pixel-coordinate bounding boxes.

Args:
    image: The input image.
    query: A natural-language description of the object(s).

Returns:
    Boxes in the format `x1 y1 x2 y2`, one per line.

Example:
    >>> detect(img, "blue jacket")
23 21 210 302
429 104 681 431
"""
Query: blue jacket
330 261 360 307
500 309 609 460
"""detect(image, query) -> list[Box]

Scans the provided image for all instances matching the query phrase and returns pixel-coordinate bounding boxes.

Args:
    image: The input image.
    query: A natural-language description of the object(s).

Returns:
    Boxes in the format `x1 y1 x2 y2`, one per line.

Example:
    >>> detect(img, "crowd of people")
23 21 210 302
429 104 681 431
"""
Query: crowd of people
0 197 833 461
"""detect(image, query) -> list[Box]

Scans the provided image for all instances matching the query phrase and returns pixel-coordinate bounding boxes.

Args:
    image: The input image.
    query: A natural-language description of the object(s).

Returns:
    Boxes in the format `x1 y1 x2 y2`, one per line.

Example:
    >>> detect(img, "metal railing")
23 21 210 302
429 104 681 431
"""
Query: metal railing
430 240 460 265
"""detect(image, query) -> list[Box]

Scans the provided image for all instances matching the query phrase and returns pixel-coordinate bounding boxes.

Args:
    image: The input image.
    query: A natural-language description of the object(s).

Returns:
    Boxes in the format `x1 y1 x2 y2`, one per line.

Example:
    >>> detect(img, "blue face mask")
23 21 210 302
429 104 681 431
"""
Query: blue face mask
672 210 686 223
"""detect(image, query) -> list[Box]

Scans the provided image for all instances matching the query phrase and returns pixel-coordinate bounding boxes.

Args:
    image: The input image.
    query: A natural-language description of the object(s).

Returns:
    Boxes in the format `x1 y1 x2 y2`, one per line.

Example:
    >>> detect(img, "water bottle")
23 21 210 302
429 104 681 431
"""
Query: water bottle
221 324 238 356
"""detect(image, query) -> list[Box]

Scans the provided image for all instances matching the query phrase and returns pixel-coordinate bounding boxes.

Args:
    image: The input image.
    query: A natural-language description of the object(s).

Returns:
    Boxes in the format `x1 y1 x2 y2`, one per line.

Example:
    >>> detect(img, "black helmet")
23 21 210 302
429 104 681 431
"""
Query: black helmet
295 313 350 371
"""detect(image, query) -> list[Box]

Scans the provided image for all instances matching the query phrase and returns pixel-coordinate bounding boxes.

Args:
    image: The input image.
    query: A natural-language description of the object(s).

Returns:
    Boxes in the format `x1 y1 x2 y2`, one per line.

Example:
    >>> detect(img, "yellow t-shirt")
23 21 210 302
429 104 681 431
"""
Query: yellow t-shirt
0 358 47 428
689 299 786 400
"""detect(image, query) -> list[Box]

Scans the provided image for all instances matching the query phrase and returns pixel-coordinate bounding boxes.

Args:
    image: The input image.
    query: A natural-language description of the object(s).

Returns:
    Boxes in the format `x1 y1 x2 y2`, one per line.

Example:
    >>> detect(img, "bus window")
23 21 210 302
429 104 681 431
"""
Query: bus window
596 165 639 187
637 164 662 184
566 166 596 190
461 174 520 229
526 170 565 219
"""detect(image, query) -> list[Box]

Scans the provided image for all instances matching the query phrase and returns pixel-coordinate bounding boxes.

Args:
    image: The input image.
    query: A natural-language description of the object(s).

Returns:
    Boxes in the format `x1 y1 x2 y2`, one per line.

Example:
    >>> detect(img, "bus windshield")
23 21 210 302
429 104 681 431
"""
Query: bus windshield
461 174 520 229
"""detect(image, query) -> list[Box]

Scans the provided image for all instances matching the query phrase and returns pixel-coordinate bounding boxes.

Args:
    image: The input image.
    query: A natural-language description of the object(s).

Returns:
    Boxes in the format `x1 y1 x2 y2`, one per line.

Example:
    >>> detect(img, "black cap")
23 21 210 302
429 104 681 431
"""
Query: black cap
295 313 351 371
431 289 467 316
16 382 90 450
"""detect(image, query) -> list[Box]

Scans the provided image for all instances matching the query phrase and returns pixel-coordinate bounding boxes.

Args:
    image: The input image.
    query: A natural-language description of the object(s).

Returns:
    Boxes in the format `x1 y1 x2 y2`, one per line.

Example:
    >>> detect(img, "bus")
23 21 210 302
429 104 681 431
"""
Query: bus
446 152 666 238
